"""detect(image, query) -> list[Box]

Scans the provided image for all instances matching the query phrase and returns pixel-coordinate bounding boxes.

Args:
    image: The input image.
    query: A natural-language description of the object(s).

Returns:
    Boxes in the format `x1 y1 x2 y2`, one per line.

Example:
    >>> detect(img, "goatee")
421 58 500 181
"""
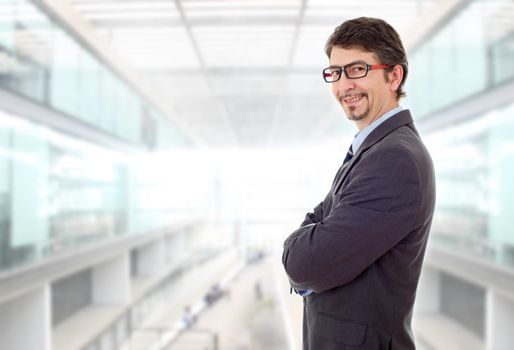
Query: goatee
340 93 369 121
346 106 370 121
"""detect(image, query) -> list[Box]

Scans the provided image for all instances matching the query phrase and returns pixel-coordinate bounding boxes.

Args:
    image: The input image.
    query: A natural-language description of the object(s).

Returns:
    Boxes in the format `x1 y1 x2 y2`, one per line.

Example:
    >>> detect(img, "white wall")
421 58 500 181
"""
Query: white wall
0 285 51 350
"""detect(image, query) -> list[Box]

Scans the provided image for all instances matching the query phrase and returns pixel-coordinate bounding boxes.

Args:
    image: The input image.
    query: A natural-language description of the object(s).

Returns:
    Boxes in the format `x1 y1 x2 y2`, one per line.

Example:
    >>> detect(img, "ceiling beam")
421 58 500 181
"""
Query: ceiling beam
173 0 238 147
266 0 308 147
139 66 320 76
89 16 346 28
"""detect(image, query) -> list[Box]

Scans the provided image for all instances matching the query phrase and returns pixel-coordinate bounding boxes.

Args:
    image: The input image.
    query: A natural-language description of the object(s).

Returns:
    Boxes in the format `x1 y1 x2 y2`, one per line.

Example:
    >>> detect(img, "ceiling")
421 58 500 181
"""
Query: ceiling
67 0 437 149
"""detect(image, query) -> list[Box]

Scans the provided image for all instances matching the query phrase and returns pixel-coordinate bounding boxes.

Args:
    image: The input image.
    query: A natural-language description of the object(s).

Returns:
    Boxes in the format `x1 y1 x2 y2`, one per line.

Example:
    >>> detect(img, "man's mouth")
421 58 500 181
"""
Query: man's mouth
342 93 366 106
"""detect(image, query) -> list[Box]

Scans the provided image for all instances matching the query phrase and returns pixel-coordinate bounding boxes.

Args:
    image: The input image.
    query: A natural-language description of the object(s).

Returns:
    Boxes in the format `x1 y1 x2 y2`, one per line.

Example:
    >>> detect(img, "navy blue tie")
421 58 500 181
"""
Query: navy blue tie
343 145 354 164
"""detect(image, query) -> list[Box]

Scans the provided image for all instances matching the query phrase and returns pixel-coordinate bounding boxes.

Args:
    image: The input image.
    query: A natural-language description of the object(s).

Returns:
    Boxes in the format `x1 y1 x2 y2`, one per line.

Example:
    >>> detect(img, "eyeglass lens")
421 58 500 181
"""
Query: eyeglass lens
323 62 368 82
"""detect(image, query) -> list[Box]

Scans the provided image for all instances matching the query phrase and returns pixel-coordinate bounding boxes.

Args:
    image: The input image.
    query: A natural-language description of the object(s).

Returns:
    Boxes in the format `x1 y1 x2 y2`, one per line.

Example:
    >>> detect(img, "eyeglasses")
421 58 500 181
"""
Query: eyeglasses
322 61 393 83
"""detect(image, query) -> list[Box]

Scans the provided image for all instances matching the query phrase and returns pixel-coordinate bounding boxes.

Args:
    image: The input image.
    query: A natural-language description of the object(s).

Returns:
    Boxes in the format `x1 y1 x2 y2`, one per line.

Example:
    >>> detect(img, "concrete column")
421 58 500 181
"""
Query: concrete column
486 290 514 350
0 285 51 350
414 265 441 313
137 239 166 276
92 253 130 305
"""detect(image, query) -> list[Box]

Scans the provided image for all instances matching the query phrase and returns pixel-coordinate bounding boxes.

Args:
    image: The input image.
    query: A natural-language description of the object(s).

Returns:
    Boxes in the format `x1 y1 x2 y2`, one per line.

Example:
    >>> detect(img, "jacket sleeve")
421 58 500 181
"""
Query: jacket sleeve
282 146 422 293
300 202 324 227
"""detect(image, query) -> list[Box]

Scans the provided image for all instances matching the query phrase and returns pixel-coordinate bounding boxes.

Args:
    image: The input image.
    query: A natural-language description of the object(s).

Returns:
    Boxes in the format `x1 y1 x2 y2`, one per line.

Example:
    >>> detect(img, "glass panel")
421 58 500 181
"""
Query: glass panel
0 0 15 50
427 101 514 266
453 3 486 101
430 24 454 111
409 0 513 117
129 95 143 144
50 30 79 116
78 52 101 125
487 103 514 249
10 0 52 102
98 68 117 132
466 3 488 90
115 86 140 142
0 0 16 89
48 138 125 252
0 47 15 88
0 120 10 269
490 32 514 85
0 110 137 272
11 119 49 252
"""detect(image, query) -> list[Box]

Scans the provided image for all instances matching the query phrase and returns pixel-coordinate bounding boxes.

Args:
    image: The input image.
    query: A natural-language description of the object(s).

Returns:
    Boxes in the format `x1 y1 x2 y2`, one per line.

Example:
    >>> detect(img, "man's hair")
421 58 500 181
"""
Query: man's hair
325 17 408 100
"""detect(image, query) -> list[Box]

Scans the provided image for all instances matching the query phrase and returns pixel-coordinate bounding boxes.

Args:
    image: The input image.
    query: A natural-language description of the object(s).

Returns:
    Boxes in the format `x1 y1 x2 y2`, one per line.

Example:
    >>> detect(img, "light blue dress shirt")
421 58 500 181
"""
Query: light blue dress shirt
296 106 404 297
351 106 403 154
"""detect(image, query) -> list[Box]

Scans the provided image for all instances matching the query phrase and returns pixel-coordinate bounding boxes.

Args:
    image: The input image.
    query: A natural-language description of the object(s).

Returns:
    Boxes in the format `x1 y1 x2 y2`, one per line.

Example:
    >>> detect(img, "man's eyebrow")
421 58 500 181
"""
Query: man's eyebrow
328 60 364 68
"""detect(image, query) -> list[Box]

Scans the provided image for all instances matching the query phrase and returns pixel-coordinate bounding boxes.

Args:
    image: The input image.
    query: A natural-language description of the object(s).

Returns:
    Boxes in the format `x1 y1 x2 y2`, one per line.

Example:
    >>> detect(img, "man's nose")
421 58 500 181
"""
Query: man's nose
336 75 356 95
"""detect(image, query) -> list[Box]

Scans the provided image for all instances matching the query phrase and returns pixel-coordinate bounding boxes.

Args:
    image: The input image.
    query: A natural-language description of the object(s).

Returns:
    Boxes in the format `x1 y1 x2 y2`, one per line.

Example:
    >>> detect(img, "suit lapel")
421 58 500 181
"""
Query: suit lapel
334 110 414 194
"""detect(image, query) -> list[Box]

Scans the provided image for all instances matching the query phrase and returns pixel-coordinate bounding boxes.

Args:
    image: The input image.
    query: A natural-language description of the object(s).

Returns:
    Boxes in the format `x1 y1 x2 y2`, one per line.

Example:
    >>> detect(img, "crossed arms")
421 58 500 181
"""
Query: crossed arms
282 146 423 293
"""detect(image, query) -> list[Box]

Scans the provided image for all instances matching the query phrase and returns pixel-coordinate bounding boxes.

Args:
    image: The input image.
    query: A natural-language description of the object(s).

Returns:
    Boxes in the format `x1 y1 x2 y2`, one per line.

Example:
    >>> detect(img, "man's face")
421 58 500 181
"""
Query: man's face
329 46 399 130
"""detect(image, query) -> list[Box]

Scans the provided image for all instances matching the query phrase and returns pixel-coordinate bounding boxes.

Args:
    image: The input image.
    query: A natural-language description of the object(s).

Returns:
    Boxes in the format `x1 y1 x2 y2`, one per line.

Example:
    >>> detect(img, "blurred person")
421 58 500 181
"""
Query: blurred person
182 305 196 329
254 279 263 300
204 283 224 306
282 17 435 350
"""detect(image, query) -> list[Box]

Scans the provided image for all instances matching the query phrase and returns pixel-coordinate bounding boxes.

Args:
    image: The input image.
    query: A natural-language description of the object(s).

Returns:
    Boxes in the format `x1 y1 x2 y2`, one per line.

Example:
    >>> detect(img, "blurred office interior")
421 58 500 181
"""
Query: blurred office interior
1 0 514 349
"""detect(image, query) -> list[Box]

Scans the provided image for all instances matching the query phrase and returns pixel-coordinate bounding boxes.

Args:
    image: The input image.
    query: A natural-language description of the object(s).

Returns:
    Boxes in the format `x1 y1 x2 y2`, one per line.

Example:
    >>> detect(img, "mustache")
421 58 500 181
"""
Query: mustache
342 92 367 98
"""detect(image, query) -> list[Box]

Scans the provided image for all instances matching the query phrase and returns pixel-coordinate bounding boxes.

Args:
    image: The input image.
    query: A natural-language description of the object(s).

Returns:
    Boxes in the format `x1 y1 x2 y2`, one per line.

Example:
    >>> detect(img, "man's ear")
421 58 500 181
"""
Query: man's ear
389 64 404 93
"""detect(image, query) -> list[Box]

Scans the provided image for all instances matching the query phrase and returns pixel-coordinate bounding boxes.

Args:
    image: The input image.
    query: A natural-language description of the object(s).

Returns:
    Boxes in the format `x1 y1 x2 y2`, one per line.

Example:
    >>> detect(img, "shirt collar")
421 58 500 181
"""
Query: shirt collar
351 106 404 154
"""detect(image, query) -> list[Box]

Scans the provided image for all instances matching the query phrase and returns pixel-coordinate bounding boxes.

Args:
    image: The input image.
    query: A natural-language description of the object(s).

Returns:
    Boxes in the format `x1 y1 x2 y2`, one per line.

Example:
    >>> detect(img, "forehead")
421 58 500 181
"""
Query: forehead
329 46 378 65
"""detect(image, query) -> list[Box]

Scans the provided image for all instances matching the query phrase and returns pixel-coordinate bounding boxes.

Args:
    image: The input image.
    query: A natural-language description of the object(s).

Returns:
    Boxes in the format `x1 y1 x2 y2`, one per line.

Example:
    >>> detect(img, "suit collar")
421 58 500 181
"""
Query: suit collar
355 109 413 158
351 106 404 154
333 109 414 194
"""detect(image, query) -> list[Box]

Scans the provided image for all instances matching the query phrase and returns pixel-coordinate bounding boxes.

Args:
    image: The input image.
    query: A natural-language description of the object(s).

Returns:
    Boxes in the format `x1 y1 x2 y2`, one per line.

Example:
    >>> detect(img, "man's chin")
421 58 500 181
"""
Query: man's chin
343 107 369 121
348 114 366 121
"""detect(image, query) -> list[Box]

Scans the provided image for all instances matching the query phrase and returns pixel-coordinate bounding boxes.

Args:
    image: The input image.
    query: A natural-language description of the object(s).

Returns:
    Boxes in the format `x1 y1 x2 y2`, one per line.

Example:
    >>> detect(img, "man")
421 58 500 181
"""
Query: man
282 17 435 350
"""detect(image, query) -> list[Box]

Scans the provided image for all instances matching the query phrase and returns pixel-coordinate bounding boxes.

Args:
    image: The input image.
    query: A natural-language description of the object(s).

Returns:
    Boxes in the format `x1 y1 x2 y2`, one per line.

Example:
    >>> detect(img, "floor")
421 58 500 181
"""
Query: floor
121 254 437 350
166 257 289 350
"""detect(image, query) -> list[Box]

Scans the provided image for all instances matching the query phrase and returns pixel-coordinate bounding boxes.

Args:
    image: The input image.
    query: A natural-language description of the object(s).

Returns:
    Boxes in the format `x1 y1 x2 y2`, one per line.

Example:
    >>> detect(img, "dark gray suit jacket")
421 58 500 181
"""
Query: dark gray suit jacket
282 110 435 350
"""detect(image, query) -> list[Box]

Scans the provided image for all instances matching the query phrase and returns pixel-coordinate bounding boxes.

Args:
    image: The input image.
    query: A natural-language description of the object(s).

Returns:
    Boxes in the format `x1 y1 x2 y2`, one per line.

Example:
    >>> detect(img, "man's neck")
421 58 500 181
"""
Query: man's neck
350 105 404 154
355 103 399 131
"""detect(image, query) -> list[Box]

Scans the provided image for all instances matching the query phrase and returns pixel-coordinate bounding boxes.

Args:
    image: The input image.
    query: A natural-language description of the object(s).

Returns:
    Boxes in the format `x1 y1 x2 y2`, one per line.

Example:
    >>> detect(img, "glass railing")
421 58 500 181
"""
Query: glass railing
425 101 514 269
406 0 514 119
0 0 189 149
0 109 204 273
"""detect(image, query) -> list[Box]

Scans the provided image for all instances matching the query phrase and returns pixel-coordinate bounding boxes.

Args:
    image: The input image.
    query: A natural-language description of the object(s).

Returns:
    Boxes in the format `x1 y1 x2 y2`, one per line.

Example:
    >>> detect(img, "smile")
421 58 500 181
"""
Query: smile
342 93 366 105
